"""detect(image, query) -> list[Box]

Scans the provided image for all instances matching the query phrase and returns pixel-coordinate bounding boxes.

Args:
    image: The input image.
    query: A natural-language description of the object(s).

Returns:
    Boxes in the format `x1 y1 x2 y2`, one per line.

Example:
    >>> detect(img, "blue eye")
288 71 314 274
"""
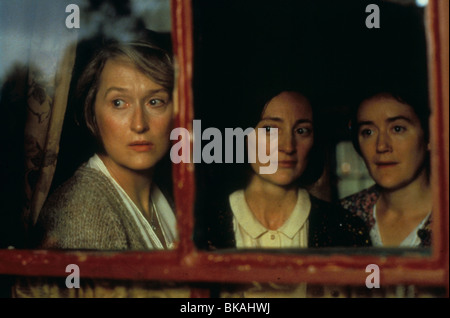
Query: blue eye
112 99 125 108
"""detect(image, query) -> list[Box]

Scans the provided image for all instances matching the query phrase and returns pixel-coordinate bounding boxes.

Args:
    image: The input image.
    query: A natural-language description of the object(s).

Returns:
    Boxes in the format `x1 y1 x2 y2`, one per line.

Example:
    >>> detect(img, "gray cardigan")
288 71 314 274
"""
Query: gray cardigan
34 165 150 250
15 166 191 298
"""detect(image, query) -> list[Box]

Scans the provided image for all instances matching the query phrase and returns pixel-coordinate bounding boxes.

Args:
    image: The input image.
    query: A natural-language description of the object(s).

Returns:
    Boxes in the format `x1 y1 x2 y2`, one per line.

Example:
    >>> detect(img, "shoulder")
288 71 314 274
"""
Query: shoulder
34 166 130 249
309 195 371 247
339 186 379 230
340 185 379 214
42 166 123 215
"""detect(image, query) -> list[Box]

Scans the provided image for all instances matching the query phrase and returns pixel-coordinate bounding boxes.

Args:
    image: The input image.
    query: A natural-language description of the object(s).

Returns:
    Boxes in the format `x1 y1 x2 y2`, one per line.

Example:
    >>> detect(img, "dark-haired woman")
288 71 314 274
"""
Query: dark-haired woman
208 91 370 251
205 90 370 298
341 91 432 248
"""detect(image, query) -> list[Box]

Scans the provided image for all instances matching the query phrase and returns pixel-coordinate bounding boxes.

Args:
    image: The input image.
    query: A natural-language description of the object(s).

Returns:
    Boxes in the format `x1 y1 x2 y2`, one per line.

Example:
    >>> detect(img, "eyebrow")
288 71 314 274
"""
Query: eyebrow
261 117 313 125
358 115 414 126
103 87 168 98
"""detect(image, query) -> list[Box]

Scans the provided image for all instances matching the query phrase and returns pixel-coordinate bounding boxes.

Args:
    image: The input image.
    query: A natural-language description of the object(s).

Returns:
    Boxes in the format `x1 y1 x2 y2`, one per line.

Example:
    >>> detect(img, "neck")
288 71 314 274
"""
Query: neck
244 174 298 230
98 154 153 214
378 171 432 218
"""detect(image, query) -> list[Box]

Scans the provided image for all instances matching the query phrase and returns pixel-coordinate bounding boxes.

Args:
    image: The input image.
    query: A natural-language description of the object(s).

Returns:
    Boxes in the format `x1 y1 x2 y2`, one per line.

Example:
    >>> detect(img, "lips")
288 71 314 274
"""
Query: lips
128 141 153 152
278 160 297 168
375 161 398 168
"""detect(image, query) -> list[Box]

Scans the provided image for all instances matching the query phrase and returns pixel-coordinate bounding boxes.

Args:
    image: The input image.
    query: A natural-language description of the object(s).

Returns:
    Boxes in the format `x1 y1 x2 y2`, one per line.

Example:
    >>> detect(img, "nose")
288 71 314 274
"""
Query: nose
376 130 392 153
130 104 149 133
279 131 296 155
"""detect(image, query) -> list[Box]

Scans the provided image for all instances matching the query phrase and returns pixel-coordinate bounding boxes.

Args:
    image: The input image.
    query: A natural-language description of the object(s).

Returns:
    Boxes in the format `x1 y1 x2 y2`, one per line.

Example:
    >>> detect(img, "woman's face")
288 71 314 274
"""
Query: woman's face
250 91 314 187
357 94 428 191
94 57 173 173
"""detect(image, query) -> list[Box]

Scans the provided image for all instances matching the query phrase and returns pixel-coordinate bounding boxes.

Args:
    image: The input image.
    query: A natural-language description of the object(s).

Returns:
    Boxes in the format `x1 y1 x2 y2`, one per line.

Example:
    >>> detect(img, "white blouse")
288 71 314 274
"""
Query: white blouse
226 188 310 298
230 188 311 249
371 204 431 247
86 154 177 250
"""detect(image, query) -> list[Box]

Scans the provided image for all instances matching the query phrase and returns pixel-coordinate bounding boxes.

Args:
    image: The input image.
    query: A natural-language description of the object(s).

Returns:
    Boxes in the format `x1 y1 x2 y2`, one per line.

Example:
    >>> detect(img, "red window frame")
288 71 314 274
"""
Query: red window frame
0 0 448 295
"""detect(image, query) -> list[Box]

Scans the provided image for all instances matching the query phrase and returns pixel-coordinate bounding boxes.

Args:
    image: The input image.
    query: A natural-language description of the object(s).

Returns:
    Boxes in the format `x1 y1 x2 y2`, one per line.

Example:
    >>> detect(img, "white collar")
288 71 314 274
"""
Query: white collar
85 154 177 249
372 204 431 247
229 188 311 239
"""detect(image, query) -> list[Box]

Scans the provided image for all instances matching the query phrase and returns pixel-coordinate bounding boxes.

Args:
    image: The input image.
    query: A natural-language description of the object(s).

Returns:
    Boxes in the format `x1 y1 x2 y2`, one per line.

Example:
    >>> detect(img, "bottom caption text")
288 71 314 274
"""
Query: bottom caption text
180 302 270 315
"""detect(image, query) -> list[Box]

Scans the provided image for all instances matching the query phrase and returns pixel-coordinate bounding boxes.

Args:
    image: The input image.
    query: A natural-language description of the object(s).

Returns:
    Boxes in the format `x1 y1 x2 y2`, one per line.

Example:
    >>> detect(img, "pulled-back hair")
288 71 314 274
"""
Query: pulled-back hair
261 89 325 187
237 87 325 188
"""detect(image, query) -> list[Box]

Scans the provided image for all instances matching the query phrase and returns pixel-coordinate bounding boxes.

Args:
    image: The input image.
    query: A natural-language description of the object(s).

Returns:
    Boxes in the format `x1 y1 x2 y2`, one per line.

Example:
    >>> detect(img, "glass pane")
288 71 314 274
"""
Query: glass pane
0 0 178 252
192 0 432 254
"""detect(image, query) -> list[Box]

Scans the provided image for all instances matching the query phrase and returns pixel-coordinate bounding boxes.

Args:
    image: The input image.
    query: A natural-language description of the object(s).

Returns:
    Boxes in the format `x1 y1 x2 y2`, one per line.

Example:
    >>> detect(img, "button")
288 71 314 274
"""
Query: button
271 234 276 240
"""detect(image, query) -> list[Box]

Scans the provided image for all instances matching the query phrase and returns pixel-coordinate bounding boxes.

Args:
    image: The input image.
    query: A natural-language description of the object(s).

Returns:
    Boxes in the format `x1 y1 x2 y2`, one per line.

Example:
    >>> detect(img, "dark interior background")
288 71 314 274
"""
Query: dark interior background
191 0 429 248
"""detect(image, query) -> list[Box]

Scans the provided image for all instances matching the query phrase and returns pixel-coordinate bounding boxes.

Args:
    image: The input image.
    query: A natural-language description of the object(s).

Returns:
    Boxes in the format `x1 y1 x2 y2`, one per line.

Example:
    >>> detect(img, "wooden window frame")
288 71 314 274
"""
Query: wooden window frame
0 0 448 294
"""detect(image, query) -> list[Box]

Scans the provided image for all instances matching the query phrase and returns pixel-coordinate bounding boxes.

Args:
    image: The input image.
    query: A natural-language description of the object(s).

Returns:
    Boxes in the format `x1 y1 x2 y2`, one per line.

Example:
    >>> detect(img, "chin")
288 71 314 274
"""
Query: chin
124 159 159 172
264 175 298 187
376 179 410 191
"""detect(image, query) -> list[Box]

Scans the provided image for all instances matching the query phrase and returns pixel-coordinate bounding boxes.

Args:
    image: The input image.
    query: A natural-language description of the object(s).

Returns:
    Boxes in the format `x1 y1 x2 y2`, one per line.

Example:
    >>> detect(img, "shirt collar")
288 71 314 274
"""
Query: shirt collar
229 189 311 239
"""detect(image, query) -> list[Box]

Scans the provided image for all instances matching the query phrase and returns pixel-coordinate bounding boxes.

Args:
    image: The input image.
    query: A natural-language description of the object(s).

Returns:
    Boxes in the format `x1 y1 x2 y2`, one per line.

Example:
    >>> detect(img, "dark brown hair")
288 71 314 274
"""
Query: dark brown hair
348 84 431 179
239 88 325 188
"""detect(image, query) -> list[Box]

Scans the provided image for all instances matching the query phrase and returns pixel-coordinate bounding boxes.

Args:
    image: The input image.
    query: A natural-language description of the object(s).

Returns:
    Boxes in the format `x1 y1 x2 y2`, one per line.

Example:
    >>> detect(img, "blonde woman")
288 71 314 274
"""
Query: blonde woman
34 40 177 251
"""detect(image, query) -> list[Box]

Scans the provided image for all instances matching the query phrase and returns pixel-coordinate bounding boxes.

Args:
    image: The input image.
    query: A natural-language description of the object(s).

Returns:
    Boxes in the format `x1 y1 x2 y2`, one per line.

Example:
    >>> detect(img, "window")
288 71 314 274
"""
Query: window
0 0 447 297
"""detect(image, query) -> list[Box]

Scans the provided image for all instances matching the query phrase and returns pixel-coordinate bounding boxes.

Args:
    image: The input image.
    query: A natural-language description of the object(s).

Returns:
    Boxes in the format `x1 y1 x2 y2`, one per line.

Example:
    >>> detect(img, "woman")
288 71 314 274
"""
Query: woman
203 89 370 298
207 90 371 250
341 88 432 247
14 38 194 298
34 39 177 251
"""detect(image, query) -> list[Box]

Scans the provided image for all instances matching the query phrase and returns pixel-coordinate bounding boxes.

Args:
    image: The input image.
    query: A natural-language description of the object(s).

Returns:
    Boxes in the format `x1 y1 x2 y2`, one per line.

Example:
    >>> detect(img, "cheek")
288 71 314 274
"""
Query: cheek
96 113 125 143
358 140 374 158
401 138 427 162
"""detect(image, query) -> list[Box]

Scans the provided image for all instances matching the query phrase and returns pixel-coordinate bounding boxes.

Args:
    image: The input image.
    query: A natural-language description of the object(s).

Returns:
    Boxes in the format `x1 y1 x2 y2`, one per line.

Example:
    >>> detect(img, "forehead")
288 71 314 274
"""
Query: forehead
357 95 420 123
262 92 313 120
98 57 162 90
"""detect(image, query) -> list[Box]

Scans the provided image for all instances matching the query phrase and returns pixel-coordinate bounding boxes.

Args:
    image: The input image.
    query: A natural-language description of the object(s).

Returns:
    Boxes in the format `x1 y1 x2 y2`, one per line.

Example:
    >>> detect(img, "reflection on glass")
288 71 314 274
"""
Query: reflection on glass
193 0 431 252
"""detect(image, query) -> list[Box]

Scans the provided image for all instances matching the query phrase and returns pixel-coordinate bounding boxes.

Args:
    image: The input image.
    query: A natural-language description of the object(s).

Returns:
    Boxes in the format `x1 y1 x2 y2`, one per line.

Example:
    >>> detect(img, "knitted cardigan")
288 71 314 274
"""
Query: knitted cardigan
33 165 160 250
15 166 192 298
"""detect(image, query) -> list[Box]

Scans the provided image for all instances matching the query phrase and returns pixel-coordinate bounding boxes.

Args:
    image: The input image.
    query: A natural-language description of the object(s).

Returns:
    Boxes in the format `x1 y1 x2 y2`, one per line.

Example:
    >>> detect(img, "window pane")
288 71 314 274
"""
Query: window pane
0 0 177 252
192 0 432 252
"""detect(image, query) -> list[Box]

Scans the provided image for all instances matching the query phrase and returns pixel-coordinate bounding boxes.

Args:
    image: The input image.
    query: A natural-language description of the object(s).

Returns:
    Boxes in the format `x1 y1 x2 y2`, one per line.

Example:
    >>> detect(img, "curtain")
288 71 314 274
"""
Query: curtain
0 0 78 246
